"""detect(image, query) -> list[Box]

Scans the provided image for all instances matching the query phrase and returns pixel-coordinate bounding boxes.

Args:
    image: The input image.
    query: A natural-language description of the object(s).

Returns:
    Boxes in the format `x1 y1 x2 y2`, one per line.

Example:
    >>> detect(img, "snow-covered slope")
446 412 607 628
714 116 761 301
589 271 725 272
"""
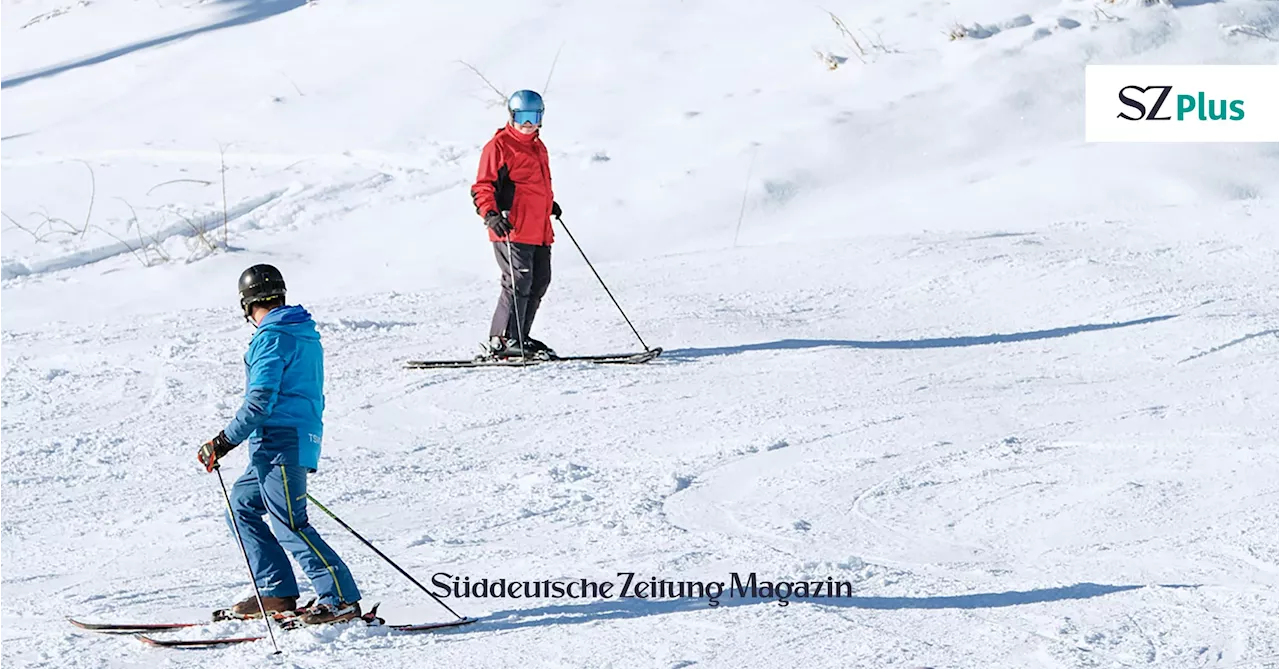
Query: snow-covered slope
3 0 1277 667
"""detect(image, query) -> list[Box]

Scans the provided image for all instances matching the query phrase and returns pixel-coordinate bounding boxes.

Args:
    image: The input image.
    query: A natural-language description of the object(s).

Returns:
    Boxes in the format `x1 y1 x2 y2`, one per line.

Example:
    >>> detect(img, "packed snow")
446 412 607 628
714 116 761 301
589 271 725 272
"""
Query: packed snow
2 0 1277 667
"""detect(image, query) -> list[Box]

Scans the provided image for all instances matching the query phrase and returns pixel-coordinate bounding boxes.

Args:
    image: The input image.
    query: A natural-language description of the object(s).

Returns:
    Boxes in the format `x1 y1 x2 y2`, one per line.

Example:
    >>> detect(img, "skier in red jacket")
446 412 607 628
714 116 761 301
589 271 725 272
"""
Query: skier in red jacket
470 89 562 359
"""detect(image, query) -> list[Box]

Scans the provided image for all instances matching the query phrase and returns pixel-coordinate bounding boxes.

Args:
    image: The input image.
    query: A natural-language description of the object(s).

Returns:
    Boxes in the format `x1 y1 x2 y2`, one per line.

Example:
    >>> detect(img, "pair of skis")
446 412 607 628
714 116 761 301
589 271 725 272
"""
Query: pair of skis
68 606 476 648
403 346 663 369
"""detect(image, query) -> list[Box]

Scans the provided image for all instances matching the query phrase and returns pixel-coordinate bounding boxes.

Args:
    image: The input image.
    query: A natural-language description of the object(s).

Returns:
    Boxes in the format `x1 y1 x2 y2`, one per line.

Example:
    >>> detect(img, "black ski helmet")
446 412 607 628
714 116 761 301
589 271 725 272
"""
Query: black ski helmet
238 264 286 319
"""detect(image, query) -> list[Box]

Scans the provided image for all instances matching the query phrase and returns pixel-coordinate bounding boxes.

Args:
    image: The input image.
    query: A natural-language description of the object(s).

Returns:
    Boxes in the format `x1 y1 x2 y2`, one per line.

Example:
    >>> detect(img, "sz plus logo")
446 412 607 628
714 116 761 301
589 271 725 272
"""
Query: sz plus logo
1086 65 1278 142
1116 85 1244 122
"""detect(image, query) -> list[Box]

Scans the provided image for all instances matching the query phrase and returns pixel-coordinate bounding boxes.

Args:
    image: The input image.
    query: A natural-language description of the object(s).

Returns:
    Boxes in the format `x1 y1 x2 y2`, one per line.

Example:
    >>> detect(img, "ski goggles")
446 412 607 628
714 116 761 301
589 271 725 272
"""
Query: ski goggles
512 110 543 125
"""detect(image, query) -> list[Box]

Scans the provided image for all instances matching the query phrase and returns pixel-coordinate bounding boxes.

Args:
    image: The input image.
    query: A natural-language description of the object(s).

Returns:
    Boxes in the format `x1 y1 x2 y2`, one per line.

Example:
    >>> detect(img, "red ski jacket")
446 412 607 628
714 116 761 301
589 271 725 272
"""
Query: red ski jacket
470 125 555 246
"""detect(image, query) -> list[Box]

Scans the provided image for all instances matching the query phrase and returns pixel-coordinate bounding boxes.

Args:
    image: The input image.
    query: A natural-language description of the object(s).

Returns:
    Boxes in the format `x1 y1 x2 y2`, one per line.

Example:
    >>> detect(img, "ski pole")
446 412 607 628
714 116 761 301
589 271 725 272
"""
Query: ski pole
305 493 467 621
554 216 650 351
499 211 528 364
215 465 282 655
503 237 528 364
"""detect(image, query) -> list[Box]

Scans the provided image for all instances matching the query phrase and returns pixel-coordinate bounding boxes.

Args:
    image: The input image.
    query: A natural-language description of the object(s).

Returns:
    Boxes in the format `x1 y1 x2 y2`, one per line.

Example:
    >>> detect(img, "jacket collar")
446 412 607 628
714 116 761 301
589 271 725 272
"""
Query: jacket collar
503 123 540 143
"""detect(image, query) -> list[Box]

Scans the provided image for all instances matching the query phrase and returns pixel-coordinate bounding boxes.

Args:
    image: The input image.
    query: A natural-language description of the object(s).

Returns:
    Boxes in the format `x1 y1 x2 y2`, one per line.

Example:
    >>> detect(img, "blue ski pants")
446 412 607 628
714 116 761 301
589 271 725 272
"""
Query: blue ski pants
226 461 361 606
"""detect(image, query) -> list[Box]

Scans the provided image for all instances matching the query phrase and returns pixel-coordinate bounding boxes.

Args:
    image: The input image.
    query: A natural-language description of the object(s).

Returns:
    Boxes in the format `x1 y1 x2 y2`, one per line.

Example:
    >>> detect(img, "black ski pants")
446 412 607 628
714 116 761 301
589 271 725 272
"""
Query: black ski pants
490 241 552 341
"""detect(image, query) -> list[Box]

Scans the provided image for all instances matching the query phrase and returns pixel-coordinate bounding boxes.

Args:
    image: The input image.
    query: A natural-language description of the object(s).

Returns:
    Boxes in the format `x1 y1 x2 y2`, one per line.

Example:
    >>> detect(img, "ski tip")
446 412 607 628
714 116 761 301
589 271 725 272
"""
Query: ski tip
137 634 265 648
390 616 480 632
68 617 200 632
67 617 118 630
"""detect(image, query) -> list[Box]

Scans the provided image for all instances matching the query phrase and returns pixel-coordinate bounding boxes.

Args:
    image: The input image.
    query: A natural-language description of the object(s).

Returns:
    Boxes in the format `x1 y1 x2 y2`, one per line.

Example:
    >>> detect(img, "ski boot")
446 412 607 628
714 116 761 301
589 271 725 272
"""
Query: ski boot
212 595 302 622
278 600 363 629
483 336 551 361
522 337 557 359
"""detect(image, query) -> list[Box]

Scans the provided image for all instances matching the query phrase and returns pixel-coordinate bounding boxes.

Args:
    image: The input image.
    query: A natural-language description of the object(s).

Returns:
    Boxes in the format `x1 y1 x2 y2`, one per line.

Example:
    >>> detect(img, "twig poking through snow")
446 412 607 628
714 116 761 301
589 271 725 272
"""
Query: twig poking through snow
457 60 507 105
279 71 305 96
1222 23 1277 41
1 212 55 242
1093 5 1123 23
177 211 218 253
74 160 95 241
145 179 213 195
543 42 565 97
218 143 229 248
733 145 759 248
825 10 867 63
19 2 89 30
114 197 167 266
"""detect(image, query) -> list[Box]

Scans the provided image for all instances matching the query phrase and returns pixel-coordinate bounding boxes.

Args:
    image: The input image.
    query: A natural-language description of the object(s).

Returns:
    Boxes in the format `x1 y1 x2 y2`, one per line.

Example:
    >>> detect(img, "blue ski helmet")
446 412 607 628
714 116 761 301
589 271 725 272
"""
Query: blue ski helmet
507 90 545 126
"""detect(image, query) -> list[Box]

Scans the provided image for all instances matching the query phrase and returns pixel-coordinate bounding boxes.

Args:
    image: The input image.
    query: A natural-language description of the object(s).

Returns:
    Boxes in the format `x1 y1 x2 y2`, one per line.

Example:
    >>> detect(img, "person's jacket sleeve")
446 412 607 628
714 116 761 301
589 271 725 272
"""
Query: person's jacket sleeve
223 332 292 445
470 138 502 216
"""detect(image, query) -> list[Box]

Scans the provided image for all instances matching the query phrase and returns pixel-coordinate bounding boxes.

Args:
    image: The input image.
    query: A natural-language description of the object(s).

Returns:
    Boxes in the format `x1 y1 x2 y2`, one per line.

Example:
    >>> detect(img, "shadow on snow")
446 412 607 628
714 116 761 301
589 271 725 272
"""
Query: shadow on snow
3 1 306 89
447 582 1184 634
662 315 1178 361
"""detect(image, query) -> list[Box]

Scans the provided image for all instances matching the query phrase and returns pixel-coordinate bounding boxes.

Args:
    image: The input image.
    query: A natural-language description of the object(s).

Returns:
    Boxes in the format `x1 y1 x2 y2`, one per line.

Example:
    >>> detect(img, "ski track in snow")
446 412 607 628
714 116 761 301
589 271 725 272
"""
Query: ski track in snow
2 0 1277 666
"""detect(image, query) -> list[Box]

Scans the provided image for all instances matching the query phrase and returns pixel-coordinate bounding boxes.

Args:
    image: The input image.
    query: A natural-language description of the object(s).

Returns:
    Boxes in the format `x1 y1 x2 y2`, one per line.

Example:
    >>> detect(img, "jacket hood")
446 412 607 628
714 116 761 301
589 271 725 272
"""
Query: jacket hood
256 305 319 340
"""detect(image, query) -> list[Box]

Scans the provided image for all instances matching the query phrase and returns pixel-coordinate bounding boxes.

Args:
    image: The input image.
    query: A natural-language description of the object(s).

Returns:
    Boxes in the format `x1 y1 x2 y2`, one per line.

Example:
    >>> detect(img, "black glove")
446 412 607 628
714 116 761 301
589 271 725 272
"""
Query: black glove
551 201 562 219
197 431 236 473
484 211 513 237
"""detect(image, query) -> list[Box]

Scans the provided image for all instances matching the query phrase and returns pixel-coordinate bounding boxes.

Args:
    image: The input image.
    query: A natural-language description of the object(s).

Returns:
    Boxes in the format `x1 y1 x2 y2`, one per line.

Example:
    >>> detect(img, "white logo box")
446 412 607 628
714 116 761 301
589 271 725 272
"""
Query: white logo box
1085 64 1280 142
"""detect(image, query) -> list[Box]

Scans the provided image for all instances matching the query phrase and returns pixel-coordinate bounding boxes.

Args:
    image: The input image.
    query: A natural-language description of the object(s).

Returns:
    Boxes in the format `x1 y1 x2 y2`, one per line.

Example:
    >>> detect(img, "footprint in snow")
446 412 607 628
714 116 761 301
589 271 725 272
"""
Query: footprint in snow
950 13 1035 40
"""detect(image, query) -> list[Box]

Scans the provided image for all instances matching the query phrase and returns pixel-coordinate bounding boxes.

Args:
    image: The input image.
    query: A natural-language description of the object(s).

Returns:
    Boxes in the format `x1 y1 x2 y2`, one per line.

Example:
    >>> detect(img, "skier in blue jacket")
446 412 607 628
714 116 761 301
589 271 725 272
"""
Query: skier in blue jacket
197 264 362 626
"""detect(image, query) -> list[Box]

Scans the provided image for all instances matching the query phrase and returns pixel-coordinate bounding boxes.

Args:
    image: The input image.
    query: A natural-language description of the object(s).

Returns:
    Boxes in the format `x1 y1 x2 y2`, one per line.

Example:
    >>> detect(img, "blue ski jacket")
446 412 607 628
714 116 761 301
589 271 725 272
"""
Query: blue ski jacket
223 305 325 470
